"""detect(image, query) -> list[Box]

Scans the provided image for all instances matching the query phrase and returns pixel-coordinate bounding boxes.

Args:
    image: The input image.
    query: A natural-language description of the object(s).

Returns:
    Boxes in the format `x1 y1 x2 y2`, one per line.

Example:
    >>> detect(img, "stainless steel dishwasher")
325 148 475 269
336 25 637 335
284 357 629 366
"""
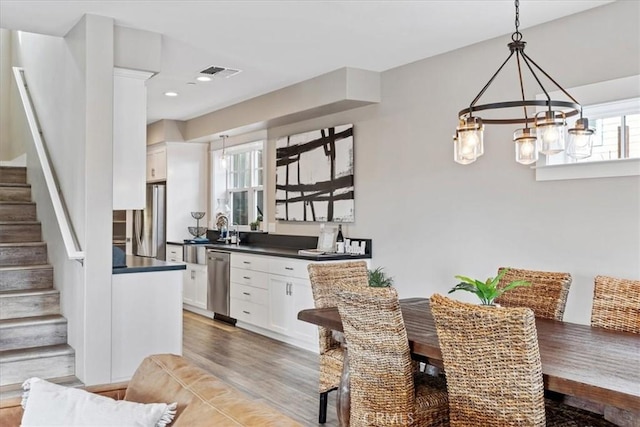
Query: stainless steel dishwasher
206 249 235 324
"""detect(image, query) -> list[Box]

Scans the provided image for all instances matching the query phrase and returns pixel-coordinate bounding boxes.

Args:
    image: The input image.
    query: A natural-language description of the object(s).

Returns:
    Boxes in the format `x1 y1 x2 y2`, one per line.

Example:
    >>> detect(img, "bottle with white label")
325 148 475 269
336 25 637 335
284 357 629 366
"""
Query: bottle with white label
336 225 345 253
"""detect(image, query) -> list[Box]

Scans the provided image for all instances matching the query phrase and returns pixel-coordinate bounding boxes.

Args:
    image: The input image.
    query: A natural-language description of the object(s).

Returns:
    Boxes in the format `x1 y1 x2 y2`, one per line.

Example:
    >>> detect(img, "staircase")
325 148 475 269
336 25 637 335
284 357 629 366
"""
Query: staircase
0 166 77 398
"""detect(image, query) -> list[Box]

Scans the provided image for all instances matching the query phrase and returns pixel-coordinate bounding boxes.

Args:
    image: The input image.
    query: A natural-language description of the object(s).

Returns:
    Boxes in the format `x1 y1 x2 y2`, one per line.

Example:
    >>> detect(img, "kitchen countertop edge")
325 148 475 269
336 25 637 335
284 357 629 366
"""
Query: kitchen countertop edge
167 241 371 261
113 255 187 275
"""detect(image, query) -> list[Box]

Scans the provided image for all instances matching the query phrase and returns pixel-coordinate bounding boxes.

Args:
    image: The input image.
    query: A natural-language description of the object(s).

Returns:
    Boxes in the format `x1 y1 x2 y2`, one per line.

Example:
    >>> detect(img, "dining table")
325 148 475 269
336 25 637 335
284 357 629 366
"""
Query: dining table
298 298 640 424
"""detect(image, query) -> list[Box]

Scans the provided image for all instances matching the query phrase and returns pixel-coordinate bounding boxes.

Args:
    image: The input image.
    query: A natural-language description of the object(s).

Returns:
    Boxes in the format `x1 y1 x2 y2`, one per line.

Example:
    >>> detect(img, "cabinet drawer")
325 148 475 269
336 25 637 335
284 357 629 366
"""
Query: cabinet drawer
231 283 268 305
269 258 310 279
166 245 183 262
230 268 269 289
230 298 268 327
231 253 269 272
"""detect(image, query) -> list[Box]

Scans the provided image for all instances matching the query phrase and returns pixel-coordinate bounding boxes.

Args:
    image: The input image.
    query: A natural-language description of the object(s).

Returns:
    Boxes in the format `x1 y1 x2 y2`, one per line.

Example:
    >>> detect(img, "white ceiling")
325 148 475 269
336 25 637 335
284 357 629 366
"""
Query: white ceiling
0 0 612 124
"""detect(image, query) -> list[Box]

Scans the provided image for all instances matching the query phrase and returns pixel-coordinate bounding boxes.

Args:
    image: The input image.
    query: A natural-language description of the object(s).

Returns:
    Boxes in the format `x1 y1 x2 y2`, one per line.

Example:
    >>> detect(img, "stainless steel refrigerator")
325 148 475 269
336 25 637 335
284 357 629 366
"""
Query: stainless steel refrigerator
133 184 166 260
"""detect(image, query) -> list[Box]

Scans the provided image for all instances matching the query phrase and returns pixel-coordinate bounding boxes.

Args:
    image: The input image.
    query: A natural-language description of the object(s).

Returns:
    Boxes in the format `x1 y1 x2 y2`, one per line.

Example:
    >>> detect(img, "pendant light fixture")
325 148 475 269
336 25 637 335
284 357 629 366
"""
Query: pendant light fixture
220 134 228 169
454 0 594 165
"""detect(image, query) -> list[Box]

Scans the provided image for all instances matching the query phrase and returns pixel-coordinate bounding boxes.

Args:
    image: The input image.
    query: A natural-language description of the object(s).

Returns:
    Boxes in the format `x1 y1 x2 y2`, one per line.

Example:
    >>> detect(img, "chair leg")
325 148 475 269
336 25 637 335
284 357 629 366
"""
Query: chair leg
319 391 329 424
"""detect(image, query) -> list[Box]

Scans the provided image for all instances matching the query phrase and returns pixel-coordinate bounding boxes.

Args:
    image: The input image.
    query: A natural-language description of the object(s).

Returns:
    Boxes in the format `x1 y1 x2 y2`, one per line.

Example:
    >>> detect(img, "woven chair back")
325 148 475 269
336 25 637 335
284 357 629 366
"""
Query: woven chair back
591 275 640 334
430 294 546 427
337 285 415 426
308 261 369 354
494 267 571 321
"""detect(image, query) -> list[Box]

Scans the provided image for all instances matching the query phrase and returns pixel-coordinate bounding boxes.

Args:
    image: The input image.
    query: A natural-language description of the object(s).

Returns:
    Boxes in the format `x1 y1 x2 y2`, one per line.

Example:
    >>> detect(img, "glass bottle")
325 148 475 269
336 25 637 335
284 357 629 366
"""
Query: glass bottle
336 225 345 253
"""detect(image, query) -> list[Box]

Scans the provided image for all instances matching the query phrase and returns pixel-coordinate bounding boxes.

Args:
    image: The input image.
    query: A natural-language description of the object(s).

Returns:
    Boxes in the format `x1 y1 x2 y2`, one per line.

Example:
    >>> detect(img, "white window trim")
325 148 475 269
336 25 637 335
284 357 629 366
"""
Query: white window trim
534 157 640 181
535 75 640 181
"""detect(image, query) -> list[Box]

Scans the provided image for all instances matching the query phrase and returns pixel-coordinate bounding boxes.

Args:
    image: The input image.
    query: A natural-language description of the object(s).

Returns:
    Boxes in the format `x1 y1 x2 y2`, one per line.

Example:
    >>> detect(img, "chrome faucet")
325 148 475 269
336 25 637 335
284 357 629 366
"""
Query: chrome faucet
232 225 240 245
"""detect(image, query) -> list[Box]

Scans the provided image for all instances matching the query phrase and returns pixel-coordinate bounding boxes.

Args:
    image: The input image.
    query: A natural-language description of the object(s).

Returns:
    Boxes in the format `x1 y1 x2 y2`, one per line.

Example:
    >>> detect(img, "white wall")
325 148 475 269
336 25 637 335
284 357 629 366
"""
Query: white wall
0 28 24 161
269 1 640 325
13 14 115 385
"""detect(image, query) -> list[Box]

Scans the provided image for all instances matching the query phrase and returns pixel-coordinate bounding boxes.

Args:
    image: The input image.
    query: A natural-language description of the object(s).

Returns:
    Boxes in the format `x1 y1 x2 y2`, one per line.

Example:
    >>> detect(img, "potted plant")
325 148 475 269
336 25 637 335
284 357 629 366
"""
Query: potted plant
448 268 530 306
249 220 260 231
368 267 394 287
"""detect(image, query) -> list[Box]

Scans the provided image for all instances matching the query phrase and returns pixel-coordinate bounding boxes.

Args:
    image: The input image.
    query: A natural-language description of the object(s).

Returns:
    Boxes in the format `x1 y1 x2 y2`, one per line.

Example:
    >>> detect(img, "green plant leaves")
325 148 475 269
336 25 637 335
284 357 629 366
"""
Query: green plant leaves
368 267 394 287
449 268 531 305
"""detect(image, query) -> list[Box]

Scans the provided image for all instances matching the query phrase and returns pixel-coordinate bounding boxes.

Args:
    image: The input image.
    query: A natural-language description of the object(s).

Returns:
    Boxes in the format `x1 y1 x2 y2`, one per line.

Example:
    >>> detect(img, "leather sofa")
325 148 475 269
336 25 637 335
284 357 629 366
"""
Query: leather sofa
0 354 301 426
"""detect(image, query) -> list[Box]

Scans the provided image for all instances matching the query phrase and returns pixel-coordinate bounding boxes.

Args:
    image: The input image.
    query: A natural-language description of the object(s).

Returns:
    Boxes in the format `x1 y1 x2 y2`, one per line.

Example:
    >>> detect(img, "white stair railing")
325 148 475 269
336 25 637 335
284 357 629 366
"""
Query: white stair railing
12 67 84 262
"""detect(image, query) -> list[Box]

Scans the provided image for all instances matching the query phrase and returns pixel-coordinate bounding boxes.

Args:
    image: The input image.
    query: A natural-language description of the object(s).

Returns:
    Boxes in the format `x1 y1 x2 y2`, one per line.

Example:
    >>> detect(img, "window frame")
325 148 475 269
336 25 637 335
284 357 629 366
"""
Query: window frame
221 141 264 229
534 75 640 181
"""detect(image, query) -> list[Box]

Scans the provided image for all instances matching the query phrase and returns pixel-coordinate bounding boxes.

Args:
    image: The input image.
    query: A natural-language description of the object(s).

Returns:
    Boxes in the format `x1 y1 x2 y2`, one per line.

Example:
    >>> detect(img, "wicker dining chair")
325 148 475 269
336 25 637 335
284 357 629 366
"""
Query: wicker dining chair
337 285 449 427
494 267 572 321
591 275 640 334
430 294 615 427
307 261 370 424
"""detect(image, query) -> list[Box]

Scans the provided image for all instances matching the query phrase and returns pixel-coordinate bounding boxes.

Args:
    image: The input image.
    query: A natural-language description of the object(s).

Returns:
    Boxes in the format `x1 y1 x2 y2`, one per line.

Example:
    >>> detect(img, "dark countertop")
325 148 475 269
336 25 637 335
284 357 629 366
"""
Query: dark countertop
112 255 187 275
205 242 371 261
166 240 371 261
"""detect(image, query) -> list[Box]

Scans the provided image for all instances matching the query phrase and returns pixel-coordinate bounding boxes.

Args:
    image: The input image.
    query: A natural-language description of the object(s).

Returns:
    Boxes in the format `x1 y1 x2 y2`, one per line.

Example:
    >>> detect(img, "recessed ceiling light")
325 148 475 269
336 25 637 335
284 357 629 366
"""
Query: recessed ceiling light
196 76 212 82
164 91 178 97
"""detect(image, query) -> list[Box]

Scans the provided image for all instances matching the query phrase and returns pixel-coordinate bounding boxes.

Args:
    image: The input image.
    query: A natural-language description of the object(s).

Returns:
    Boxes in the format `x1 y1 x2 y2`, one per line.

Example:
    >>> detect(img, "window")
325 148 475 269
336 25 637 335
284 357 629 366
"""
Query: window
535 75 640 181
545 98 640 165
218 141 263 226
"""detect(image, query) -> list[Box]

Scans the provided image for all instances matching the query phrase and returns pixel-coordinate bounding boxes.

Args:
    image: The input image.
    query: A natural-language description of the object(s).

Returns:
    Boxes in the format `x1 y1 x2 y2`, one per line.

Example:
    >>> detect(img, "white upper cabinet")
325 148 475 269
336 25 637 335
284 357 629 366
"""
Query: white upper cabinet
113 68 154 210
146 145 167 182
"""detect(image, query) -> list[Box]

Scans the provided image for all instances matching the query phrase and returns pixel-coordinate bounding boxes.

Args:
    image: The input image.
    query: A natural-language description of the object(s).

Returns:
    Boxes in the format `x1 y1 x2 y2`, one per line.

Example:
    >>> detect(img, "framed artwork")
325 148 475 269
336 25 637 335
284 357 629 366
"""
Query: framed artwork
275 124 354 222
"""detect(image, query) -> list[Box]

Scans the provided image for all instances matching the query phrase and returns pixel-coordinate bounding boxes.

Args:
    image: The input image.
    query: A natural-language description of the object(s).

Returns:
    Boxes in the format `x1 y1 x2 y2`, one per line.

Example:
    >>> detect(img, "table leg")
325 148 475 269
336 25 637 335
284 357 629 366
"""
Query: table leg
336 345 350 427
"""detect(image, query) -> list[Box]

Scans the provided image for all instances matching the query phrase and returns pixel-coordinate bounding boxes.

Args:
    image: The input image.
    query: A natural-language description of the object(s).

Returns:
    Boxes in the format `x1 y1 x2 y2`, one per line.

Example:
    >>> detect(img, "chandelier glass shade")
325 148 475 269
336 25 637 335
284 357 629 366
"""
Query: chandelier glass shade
454 0 595 165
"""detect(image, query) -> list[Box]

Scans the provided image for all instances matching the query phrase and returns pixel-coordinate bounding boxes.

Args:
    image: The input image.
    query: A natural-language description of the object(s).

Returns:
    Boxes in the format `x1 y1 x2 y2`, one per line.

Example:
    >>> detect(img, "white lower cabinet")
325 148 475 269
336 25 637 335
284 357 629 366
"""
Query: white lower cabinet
267 275 316 345
183 263 207 310
229 253 318 352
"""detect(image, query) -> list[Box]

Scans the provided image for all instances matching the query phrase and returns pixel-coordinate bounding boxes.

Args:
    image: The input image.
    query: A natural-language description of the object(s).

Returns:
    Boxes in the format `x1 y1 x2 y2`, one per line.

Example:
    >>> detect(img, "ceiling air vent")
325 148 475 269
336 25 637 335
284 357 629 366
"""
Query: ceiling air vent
200 65 242 78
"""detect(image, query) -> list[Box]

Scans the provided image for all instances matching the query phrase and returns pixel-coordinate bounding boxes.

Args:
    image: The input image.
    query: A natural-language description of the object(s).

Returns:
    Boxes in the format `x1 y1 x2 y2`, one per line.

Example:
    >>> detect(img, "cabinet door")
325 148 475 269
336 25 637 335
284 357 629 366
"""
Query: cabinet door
113 69 152 210
147 149 167 182
193 265 208 309
290 279 318 344
183 267 196 305
268 276 292 335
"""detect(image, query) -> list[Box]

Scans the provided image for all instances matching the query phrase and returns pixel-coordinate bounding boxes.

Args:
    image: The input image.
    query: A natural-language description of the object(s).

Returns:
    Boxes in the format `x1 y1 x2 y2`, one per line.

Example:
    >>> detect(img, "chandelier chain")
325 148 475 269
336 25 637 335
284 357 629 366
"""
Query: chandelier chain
512 0 523 42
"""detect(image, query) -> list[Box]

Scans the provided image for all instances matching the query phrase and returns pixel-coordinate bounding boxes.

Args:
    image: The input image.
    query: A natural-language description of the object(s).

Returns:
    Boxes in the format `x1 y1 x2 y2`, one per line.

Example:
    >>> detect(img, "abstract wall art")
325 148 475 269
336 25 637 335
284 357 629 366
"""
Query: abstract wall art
275 124 354 222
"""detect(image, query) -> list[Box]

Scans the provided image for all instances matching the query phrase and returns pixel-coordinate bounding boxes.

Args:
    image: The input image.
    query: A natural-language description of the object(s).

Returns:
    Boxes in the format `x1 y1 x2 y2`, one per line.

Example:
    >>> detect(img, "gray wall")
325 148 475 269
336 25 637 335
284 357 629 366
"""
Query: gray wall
269 1 640 325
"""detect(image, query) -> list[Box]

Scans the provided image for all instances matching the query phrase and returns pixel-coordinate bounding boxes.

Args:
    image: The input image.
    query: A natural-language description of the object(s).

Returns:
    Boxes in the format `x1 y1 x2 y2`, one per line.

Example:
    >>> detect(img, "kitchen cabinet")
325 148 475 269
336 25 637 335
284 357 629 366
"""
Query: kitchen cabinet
267 258 316 346
166 244 183 262
113 68 153 210
230 253 270 327
164 142 208 243
183 262 207 309
146 146 167 182
229 253 317 351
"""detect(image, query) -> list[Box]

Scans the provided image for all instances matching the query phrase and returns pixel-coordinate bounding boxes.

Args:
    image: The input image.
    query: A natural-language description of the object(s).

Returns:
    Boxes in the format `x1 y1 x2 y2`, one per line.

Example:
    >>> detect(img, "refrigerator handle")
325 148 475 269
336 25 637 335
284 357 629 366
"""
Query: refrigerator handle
151 185 159 255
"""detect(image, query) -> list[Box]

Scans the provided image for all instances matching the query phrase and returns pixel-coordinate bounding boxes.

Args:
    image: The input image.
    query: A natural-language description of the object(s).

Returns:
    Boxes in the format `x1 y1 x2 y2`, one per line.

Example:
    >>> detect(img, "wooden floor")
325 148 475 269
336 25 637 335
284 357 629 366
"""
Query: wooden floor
182 310 338 426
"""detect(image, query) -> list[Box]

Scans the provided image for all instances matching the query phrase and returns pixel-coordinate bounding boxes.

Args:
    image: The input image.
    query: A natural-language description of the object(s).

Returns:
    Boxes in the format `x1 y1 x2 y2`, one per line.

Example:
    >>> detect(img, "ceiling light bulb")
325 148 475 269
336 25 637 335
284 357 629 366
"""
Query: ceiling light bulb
567 118 595 159
535 111 566 156
454 117 484 165
514 128 539 165
196 76 212 82
164 91 178 97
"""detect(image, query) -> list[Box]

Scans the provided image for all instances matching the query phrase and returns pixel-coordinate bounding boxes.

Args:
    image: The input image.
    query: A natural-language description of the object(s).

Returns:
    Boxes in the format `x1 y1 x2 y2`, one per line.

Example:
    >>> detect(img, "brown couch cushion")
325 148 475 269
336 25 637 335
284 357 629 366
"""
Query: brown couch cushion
124 354 301 426
0 355 300 427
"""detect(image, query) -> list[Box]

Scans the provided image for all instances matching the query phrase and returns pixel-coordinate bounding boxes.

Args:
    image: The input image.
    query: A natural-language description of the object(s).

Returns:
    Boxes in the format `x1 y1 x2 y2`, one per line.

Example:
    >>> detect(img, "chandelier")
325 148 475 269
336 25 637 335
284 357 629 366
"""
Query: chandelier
454 0 595 165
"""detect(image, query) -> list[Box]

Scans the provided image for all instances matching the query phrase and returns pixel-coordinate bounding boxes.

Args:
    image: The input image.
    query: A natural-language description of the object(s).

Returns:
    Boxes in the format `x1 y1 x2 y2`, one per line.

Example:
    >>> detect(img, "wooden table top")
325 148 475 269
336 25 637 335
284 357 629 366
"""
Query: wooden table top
298 298 640 412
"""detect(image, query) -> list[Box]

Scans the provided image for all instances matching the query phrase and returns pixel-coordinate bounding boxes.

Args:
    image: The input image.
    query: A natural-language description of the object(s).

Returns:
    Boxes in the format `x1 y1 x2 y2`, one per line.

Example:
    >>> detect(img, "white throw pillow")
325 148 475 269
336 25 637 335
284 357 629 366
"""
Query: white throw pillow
21 377 177 427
